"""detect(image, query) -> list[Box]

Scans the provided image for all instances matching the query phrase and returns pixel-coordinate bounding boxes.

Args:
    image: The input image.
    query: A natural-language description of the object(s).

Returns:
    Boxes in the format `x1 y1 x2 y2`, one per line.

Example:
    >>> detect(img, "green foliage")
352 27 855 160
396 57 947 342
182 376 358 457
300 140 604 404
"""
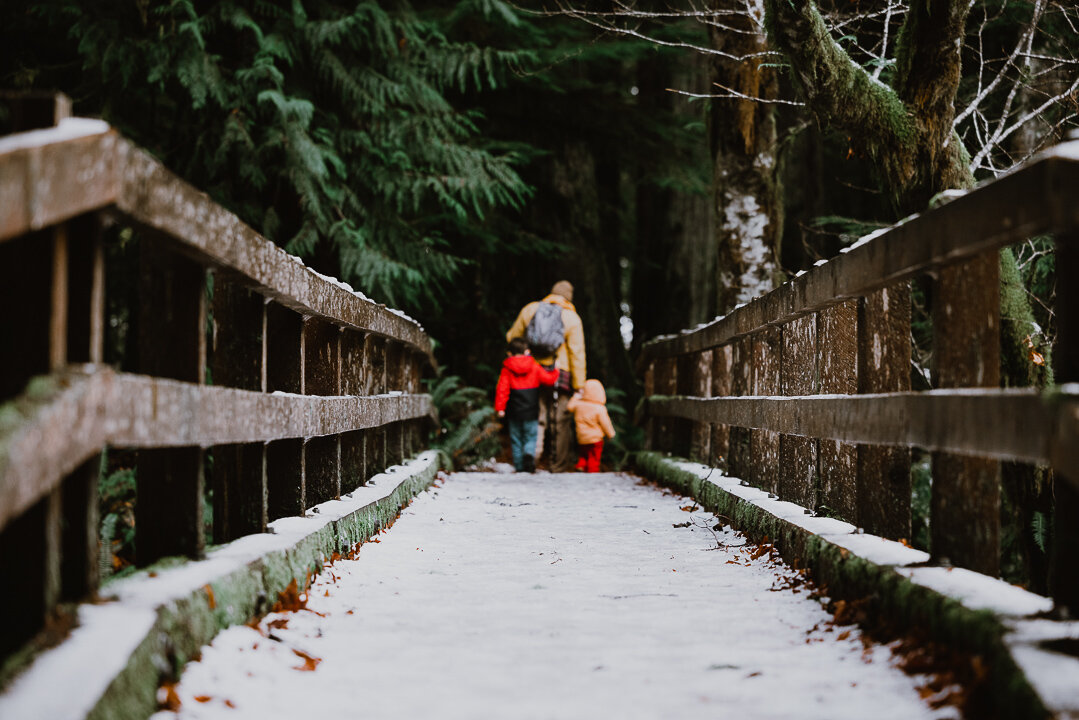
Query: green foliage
3 0 532 310
1032 511 1050 554
910 453 932 552
99 465 136 578
426 372 500 469
603 386 644 470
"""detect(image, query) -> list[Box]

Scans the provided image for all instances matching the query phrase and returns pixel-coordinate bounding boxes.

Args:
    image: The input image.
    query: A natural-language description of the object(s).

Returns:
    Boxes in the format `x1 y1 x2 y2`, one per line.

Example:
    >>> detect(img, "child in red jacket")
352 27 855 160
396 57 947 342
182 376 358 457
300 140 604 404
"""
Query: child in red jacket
495 338 559 472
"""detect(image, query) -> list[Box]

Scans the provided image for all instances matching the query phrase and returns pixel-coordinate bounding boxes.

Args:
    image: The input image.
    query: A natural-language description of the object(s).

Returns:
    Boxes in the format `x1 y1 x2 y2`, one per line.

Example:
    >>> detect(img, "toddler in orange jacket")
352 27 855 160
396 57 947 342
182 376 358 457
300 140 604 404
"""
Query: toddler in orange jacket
566 379 616 472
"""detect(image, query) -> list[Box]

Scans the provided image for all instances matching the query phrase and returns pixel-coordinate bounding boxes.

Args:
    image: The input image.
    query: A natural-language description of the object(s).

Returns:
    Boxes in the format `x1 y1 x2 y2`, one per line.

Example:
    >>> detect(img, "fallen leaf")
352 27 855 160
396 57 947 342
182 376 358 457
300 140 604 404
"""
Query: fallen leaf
157 682 182 711
204 584 216 610
195 695 212 703
292 648 322 672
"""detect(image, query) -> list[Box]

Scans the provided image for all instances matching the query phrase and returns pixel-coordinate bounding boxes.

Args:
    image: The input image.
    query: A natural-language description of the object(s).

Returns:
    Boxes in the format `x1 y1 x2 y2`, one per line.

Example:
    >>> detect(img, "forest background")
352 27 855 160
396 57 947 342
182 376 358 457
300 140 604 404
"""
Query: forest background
2 0 1077 586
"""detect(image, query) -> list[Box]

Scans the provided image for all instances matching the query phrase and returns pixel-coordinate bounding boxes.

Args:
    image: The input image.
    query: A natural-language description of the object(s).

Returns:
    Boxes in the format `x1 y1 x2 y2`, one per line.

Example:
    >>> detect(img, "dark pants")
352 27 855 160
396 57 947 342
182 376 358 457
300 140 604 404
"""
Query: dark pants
508 418 538 472
538 389 575 472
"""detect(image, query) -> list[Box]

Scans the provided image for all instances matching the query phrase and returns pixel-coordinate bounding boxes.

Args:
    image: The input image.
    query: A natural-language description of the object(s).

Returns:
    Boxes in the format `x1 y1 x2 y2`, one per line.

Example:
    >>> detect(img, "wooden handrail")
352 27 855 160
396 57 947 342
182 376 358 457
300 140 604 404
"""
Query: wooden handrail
648 387 1079 472
0 366 434 532
0 105 438 661
638 137 1079 613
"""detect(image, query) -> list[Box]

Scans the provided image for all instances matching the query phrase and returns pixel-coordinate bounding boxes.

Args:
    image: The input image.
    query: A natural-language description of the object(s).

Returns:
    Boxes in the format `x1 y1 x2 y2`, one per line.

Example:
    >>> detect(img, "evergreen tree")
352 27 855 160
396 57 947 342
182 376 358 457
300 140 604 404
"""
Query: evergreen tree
2 0 533 309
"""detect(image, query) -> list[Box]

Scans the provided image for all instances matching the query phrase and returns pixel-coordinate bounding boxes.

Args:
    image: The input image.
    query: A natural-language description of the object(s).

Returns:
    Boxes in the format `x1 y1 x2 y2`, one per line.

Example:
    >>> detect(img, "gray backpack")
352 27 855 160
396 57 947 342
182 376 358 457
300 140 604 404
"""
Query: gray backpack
526 302 565 356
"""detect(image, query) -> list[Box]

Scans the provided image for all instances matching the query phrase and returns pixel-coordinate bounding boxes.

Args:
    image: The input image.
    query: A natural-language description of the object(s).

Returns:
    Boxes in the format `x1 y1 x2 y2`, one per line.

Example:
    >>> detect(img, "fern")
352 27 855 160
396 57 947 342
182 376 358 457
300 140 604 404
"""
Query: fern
425 373 499 469
1032 511 1050 554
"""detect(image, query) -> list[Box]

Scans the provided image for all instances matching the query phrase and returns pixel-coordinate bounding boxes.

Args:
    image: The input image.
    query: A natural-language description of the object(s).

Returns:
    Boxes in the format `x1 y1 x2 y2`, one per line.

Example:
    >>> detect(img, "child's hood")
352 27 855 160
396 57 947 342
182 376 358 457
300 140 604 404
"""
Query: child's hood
580 378 606 404
503 354 538 376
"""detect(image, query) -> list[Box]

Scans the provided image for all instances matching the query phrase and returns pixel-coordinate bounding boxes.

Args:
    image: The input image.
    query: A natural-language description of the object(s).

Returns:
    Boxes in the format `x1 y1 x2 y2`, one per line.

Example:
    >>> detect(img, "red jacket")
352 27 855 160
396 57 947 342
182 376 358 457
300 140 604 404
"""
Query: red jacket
495 354 559 421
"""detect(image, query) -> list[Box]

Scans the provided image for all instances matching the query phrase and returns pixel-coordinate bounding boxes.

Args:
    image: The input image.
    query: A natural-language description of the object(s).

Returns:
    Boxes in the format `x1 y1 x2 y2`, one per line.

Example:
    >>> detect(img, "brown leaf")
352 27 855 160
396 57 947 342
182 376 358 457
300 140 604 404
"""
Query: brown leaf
272 578 308 613
292 648 322 672
204 584 216 610
195 695 212 703
267 618 289 631
158 682 182 711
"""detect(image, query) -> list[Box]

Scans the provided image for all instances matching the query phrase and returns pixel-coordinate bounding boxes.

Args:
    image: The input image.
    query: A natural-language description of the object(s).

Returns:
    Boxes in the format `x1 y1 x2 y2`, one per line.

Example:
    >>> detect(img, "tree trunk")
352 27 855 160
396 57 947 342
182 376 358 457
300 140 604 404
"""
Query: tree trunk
548 140 635 393
710 0 781 314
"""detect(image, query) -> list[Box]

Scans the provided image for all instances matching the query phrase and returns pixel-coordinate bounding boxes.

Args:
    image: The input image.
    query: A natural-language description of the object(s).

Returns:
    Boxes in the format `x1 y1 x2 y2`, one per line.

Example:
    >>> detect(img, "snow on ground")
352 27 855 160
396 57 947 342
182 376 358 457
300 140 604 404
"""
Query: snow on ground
152 471 954 720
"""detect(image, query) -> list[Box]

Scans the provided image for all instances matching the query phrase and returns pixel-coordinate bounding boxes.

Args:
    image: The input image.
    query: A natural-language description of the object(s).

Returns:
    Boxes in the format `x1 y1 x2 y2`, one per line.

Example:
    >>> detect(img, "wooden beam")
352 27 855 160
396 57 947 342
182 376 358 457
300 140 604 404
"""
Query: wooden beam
647 389 1075 471
0 368 435 533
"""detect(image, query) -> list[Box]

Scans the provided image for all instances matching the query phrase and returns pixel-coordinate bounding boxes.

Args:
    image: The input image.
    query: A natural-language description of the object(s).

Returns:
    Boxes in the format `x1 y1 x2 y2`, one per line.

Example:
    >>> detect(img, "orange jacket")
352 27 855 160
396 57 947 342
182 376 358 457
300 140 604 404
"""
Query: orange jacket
505 293 586 390
567 379 616 445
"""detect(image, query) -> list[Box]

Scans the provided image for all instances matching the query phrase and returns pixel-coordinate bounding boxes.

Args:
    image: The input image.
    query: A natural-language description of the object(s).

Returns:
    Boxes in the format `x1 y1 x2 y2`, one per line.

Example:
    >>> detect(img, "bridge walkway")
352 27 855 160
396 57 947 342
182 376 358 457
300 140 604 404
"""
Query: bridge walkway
151 470 953 720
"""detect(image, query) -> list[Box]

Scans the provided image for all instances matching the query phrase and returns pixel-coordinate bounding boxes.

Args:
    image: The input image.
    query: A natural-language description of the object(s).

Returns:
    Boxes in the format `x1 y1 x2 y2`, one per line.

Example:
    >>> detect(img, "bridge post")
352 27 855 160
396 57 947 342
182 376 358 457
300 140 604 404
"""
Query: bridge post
673 353 695 459
857 284 913 541
210 275 267 542
728 338 753 480
384 342 404 468
930 255 1001 575
711 345 733 470
266 301 305 519
1052 235 1079 615
817 301 859 522
780 314 818 509
304 317 342 505
690 350 713 463
366 335 387 473
61 218 105 598
643 360 656 451
135 239 207 564
654 356 677 454
340 329 369 492
750 328 781 494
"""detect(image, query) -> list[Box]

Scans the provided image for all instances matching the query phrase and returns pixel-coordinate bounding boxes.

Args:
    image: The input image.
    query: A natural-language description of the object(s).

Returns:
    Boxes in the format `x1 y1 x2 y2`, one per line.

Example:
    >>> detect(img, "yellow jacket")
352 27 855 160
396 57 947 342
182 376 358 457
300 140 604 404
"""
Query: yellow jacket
567 379 616 445
505 293 586 390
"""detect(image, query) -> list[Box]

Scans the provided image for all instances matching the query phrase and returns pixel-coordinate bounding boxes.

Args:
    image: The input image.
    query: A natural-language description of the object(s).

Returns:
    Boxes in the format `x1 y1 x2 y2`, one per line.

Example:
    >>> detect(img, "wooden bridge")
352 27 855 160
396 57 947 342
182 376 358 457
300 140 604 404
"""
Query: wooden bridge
2 97 1079 718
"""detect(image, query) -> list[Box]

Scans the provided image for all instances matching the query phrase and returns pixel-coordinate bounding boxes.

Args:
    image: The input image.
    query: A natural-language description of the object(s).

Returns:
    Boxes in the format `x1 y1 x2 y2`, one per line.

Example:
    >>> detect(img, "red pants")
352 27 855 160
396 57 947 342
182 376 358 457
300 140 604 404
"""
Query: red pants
575 441 604 473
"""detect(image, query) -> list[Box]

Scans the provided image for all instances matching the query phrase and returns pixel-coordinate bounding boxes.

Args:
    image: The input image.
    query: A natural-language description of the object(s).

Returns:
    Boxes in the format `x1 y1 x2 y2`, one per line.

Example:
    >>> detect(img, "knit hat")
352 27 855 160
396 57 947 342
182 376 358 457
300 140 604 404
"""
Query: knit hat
550 280 574 303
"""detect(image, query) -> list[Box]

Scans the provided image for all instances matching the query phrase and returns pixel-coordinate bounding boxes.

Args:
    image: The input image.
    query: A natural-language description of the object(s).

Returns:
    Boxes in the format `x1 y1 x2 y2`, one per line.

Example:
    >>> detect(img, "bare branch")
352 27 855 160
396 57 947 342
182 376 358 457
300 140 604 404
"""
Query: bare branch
664 85 805 107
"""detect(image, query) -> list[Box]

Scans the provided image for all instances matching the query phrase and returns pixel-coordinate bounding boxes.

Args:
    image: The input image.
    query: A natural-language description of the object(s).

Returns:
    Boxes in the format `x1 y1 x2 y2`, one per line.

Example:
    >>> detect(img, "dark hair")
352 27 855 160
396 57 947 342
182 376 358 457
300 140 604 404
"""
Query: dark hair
507 337 529 355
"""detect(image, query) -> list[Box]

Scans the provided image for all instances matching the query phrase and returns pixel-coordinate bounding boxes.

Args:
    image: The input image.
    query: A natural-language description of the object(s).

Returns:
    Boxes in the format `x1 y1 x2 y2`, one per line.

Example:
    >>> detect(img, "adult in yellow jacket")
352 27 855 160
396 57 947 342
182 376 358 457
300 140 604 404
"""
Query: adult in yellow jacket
505 280 586 472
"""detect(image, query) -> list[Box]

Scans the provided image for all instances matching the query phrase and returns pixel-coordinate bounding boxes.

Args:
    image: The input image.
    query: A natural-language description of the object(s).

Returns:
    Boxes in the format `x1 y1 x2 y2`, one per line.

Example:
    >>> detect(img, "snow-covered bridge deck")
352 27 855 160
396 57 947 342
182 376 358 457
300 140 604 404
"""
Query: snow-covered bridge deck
147 470 953 720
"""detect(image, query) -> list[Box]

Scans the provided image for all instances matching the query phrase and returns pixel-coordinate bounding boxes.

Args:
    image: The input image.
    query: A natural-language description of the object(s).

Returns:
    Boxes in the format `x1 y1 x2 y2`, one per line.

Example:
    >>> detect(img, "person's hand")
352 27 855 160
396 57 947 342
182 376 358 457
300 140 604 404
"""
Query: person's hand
497 410 505 418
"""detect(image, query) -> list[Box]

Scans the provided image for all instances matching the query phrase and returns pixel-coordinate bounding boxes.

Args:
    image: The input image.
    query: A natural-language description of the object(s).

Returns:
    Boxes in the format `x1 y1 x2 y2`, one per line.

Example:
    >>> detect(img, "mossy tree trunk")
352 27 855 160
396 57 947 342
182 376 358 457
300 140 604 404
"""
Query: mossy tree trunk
709 0 782 315
763 0 972 212
762 0 1051 584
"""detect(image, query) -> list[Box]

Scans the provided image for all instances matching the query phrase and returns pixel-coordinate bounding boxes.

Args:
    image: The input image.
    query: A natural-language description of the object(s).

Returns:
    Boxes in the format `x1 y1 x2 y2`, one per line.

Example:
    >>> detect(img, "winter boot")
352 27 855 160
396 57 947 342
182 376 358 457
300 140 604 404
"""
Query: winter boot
522 455 535 473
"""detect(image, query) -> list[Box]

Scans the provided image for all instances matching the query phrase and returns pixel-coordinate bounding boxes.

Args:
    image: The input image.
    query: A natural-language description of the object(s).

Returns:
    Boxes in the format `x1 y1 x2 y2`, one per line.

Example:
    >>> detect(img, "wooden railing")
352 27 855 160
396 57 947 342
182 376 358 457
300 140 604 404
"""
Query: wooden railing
640 138 1079 614
0 97 435 657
